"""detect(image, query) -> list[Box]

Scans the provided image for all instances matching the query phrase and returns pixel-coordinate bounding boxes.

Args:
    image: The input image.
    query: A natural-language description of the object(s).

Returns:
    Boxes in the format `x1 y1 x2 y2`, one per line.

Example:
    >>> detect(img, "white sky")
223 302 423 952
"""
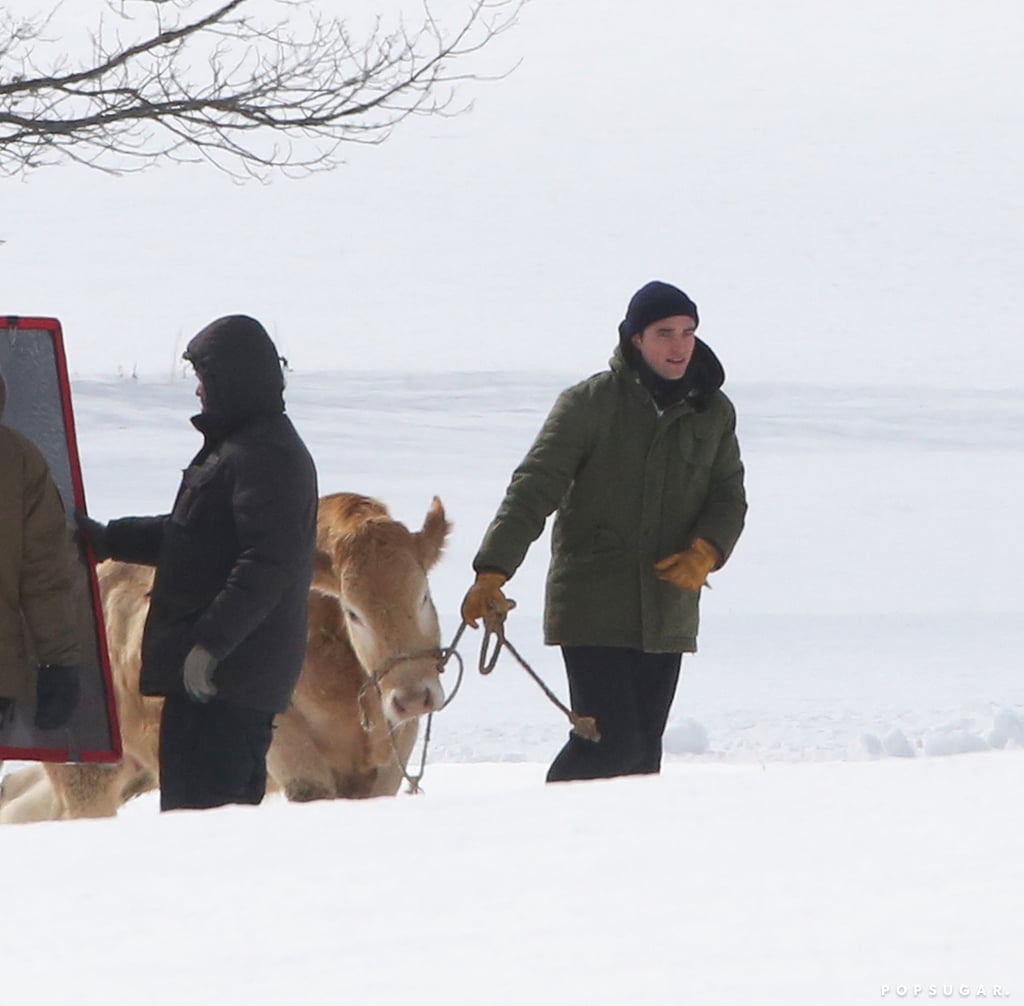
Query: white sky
2 0 1023 385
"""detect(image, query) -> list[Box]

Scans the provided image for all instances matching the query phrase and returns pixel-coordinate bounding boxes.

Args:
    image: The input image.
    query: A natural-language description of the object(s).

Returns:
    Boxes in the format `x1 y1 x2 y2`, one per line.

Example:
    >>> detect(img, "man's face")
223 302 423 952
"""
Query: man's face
631 315 697 380
195 376 208 412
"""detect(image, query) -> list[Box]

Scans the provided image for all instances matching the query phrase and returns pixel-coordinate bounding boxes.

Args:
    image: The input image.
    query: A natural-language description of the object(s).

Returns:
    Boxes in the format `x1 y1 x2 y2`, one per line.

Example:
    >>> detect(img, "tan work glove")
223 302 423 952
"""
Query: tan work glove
461 571 511 629
654 538 721 591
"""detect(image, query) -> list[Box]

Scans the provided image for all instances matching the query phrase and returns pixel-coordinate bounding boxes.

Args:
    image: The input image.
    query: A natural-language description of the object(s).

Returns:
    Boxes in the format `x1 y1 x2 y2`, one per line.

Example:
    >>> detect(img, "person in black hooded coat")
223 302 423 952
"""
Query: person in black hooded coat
78 315 318 811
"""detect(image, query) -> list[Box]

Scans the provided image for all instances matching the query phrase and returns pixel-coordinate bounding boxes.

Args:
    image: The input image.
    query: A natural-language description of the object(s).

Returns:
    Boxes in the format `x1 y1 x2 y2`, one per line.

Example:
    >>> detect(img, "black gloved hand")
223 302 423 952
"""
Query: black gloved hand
35 664 81 730
74 509 111 562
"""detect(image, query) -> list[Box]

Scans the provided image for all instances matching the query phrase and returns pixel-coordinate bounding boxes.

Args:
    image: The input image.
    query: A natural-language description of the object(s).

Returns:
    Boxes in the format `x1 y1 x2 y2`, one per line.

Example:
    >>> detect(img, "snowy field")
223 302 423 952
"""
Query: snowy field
2 0 1023 1001
65 372 1024 769
2 373 1022 1005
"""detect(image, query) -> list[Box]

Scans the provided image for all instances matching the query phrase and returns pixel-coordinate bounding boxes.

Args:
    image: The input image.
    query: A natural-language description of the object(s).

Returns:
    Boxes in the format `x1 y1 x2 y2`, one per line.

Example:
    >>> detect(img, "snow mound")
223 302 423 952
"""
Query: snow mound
923 729 991 757
988 707 1024 749
883 728 915 758
663 718 710 755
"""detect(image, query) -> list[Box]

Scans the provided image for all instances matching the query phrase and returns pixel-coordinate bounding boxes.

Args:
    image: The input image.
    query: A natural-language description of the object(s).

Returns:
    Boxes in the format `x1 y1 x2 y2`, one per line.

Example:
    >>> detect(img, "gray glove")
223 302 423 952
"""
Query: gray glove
74 510 111 562
183 645 218 703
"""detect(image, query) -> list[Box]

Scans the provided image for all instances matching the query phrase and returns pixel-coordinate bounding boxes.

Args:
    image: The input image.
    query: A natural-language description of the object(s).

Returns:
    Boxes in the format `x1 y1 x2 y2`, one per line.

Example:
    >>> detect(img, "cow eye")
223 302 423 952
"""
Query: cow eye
344 607 363 625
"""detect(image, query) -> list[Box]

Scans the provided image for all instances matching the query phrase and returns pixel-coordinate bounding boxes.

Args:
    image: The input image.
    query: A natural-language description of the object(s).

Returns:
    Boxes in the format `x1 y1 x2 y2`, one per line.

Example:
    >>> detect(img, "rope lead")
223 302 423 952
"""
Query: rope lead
364 603 602 795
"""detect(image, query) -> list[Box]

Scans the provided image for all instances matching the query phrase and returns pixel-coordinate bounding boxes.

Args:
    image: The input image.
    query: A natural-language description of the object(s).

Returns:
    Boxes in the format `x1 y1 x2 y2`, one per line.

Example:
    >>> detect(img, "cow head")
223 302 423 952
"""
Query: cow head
315 495 451 726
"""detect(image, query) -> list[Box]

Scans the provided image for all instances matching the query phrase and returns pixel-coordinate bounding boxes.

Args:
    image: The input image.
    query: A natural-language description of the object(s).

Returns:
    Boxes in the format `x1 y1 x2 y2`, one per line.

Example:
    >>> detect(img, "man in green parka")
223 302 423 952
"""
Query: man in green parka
461 280 747 782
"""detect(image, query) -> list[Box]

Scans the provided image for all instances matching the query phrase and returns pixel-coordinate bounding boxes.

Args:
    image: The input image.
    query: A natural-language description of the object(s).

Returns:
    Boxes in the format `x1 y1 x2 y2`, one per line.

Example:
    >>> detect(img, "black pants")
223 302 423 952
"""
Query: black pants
546 646 682 783
159 694 275 812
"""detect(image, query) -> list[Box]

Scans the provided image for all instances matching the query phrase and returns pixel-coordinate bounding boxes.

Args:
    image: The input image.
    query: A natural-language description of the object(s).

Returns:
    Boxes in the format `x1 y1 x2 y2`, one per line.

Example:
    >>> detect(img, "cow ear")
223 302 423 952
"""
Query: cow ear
310 548 340 597
416 496 450 570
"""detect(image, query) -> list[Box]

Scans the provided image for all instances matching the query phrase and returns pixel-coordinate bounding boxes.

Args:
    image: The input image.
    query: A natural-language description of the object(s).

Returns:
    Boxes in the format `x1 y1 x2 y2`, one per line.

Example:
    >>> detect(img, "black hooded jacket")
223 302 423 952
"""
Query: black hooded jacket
107 316 318 713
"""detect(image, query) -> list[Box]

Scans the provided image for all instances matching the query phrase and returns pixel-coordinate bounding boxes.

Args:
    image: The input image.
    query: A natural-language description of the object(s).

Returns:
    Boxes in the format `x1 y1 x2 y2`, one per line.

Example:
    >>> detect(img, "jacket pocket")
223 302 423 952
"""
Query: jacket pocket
140 598 205 693
560 524 624 562
677 427 716 467
171 461 221 528
590 526 623 554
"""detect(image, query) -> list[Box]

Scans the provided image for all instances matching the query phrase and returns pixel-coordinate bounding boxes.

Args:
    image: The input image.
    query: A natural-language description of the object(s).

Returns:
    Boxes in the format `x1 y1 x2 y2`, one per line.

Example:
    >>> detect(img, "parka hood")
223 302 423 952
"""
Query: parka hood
183 315 285 433
612 336 726 411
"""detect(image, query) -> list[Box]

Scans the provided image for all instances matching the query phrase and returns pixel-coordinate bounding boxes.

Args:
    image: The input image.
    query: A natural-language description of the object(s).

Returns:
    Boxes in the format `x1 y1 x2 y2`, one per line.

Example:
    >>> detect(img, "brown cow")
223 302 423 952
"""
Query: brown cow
0 492 451 822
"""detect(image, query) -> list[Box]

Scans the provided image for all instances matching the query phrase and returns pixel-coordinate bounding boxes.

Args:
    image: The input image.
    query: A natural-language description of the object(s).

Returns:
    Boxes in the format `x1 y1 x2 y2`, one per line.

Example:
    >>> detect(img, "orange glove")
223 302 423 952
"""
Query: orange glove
461 571 511 628
654 538 721 591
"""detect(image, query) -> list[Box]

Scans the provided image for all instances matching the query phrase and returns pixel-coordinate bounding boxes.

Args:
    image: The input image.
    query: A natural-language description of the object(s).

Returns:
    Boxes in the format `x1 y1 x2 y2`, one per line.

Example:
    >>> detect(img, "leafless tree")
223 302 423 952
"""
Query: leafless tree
0 0 521 178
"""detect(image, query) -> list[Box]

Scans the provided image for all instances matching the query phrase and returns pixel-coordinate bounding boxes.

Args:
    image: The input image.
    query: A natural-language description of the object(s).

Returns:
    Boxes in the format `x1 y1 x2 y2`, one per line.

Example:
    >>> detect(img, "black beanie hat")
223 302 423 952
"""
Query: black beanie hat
620 281 699 339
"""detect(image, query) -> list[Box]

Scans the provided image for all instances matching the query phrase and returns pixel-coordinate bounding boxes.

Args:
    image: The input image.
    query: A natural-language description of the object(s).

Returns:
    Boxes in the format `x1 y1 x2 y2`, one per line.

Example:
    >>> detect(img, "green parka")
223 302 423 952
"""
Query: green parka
0 373 80 700
473 344 747 653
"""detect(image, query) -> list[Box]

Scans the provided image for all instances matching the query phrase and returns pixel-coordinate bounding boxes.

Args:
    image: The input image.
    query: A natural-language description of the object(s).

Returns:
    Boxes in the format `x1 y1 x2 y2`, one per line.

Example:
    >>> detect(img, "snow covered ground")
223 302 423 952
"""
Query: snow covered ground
3 373 1022 1004
2 0 1023 1000
66 372 1024 769
7 756 1023 1006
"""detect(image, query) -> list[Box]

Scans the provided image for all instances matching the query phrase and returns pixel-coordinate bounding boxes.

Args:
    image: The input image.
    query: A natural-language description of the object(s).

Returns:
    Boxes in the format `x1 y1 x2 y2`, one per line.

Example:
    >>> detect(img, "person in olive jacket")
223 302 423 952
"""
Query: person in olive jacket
461 281 747 782
0 370 81 732
77 316 318 811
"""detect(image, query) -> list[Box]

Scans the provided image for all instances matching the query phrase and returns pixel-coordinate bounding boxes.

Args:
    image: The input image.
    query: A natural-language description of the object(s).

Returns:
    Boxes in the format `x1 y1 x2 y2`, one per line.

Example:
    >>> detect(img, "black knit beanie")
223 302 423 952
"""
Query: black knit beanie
619 281 699 340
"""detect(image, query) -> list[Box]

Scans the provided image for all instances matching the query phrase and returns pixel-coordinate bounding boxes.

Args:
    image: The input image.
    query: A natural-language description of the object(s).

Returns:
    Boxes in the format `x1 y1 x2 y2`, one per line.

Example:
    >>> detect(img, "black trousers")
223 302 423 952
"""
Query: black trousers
159 694 275 812
546 645 682 783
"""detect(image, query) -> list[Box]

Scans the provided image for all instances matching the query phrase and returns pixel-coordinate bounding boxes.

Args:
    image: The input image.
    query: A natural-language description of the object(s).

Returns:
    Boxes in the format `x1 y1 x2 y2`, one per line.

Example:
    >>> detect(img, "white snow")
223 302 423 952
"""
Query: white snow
2 0 1023 1002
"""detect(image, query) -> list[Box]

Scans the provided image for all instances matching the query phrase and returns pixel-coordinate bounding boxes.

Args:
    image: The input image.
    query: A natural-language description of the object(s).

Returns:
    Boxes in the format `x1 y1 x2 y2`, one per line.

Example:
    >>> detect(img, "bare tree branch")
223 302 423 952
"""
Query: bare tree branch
0 0 522 178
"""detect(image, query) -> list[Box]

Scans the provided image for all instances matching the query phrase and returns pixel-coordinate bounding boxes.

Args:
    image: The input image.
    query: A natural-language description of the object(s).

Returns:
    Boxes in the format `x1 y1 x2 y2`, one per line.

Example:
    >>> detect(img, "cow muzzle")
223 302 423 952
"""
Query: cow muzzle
364 650 447 725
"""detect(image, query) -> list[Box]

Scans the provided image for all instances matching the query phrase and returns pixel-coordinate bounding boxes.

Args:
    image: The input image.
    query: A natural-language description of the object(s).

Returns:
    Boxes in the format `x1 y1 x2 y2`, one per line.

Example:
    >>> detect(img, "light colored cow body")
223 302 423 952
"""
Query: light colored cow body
0 492 450 822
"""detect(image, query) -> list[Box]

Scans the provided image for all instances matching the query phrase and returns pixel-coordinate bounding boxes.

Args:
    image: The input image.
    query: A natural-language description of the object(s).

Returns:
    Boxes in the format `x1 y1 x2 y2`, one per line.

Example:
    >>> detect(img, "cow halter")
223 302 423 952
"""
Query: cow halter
356 639 466 794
